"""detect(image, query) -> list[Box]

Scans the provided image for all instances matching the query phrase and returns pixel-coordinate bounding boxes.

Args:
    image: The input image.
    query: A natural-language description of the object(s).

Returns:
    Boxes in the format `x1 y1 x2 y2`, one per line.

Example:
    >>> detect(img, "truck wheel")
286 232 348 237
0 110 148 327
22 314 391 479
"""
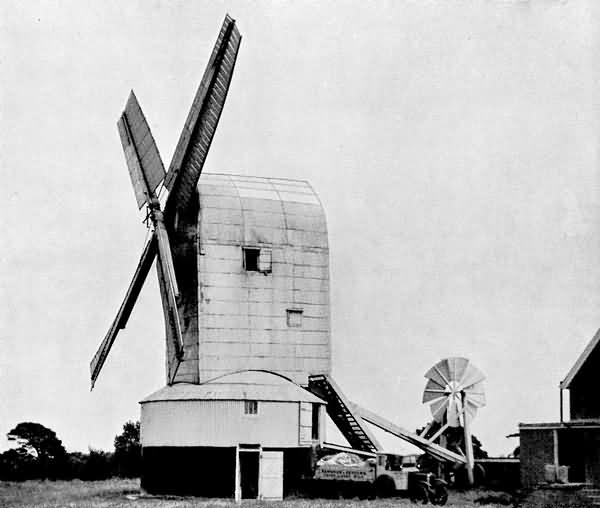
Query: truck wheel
431 484 448 506
357 483 371 500
375 475 396 498
410 484 429 504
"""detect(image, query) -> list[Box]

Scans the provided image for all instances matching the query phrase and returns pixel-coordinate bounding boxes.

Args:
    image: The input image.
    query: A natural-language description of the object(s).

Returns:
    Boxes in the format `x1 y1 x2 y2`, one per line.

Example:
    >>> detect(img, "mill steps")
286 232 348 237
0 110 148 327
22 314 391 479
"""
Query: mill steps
307 374 381 453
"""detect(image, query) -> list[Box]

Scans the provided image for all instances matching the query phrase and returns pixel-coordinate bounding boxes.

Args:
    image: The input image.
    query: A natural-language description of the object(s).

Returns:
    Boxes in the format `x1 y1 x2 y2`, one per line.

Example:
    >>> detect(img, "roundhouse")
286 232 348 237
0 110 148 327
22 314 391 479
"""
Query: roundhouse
141 370 325 498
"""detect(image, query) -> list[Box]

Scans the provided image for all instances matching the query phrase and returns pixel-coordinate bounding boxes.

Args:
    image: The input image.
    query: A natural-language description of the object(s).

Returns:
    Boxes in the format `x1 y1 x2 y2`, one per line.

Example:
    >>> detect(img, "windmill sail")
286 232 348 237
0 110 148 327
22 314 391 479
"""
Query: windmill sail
91 16 242 389
165 15 241 213
117 91 166 209
117 90 183 380
153 213 184 365
90 236 158 388
155 254 184 384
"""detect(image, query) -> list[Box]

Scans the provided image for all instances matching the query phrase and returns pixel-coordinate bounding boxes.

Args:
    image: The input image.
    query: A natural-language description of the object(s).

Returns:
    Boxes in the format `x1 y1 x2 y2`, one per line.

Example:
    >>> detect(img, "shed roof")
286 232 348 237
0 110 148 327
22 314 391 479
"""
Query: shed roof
140 369 325 404
519 420 600 430
561 328 600 389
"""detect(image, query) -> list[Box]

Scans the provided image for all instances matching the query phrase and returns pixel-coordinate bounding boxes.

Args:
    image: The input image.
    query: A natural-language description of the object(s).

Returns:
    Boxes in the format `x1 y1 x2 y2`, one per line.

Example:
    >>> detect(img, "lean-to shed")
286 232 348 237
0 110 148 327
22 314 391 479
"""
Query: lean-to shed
520 328 600 489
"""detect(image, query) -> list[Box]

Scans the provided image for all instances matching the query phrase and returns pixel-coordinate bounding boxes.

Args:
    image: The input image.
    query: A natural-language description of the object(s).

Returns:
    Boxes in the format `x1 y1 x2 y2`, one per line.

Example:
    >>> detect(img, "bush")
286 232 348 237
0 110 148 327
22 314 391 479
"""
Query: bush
80 449 114 481
113 421 140 478
1 422 69 480
0 420 140 481
0 448 39 481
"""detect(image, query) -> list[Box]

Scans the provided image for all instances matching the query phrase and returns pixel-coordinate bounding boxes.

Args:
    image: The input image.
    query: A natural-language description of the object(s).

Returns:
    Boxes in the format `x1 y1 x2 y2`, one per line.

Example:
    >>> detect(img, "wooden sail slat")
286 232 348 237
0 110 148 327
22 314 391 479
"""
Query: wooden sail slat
154 230 184 382
90 235 158 388
164 15 241 215
117 91 166 209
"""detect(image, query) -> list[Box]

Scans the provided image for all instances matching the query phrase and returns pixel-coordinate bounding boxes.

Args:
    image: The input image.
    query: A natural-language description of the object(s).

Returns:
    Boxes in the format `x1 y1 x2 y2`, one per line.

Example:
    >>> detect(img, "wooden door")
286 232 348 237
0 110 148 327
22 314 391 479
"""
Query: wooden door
260 451 283 500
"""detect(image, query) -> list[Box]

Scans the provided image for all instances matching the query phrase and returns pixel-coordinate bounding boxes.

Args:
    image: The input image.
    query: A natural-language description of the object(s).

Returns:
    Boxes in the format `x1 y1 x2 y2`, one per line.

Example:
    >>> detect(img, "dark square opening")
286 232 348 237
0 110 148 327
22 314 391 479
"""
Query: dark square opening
243 248 260 271
312 404 320 440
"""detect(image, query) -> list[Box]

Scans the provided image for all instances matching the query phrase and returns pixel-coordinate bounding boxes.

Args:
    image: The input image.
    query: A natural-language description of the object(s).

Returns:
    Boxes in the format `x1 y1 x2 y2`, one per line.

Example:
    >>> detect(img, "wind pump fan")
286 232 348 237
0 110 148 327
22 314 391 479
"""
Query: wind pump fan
423 357 486 427
421 357 486 485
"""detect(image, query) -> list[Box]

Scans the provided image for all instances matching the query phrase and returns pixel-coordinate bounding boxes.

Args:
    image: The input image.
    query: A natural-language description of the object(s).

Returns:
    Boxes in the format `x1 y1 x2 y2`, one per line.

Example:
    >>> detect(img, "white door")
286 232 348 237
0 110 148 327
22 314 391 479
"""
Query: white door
259 451 283 500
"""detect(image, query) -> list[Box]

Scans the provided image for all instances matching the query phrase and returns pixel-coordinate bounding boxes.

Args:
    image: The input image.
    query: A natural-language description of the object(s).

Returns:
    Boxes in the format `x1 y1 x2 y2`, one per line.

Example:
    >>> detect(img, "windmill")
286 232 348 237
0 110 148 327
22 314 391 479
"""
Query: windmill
420 357 486 485
87 15 474 498
90 15 242 389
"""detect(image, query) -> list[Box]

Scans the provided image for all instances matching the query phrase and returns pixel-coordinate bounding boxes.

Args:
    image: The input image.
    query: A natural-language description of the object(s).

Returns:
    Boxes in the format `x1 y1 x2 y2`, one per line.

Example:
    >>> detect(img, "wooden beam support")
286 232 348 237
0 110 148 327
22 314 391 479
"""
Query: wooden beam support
463 392 475 486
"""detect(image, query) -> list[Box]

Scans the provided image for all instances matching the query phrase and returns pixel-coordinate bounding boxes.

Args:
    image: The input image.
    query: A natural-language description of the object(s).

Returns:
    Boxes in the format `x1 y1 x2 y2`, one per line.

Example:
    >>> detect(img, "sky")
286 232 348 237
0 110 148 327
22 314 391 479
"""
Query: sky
1 0 600 457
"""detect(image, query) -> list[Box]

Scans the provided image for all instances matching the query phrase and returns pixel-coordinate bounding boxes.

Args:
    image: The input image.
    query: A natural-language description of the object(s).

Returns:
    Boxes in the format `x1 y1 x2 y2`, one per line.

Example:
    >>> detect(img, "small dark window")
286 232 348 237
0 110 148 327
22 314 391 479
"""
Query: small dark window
287 309 303 327
243 248 260 271
244 400 258 415
243 247 272 274
312 404 320 440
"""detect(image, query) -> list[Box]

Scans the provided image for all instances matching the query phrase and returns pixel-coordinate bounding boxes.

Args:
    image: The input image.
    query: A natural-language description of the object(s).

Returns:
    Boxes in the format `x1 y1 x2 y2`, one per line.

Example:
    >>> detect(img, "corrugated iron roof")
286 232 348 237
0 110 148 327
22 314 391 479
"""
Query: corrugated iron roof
519 420 600 430
140 369 326 404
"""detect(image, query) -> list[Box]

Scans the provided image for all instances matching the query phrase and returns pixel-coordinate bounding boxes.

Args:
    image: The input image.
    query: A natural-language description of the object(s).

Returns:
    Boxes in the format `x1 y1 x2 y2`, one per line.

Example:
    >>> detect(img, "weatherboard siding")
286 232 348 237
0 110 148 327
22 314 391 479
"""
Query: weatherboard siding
196 175 331 384
141 399 304 447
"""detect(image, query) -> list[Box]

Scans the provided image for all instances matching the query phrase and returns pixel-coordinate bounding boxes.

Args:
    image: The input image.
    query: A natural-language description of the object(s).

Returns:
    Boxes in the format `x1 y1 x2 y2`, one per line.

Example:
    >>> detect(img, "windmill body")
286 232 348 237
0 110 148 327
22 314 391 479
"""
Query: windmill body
159 173 332 387
193 173 331 384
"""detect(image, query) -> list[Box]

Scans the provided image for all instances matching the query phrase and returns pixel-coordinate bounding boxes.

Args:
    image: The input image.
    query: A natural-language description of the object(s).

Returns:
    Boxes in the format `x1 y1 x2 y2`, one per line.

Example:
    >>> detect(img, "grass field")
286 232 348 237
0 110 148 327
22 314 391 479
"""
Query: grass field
0 479 515 508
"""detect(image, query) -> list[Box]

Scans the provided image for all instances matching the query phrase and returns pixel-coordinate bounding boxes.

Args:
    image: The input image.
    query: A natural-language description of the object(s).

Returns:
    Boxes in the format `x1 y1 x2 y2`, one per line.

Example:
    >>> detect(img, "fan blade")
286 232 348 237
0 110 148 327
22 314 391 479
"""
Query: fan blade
90 235 158 388
425 361 451 388
117 91 166 209
448 357 469 383
458 364 486 390
423 378 447 403
423 391 446 404
438 359 452 382
424 377 446 391
164 14 242 213
430 397 449 423
464 388 486 408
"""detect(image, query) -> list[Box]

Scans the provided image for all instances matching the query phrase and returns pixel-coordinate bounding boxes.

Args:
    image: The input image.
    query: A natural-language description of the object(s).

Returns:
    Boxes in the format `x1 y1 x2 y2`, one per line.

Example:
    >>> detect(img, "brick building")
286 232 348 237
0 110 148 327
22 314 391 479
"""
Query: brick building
520 328 600 488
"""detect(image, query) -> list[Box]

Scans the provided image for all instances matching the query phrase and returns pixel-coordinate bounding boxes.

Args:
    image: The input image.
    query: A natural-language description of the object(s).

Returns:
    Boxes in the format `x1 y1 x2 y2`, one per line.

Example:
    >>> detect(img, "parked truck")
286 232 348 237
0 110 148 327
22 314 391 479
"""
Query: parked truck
310 450 448 505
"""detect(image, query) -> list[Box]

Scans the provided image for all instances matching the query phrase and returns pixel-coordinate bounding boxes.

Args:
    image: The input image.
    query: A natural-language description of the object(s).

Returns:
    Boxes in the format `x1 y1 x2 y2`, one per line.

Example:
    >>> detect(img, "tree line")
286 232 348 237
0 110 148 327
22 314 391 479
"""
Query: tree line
0 421 141 481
